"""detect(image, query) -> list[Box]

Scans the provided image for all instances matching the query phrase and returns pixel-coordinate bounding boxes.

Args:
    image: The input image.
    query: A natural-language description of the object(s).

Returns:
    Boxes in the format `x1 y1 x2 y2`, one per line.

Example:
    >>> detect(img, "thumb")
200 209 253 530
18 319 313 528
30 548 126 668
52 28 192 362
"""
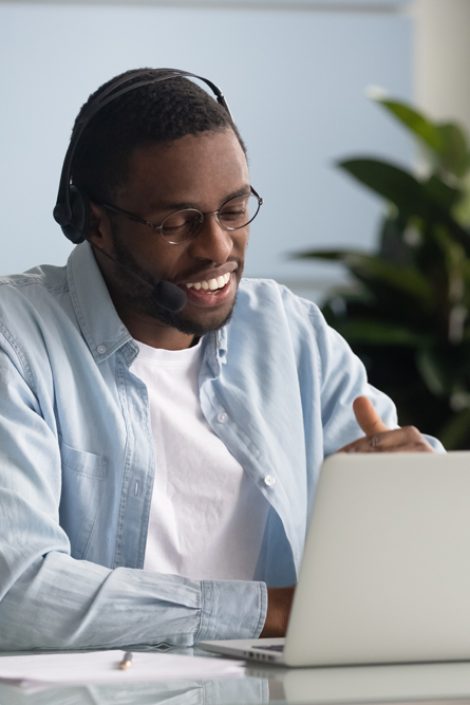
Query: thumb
353 396 389 437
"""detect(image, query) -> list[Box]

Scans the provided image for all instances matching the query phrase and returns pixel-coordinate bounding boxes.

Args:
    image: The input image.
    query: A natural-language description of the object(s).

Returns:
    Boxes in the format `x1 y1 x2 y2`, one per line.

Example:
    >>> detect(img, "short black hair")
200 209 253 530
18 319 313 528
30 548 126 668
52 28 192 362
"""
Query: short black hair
72 68 246 203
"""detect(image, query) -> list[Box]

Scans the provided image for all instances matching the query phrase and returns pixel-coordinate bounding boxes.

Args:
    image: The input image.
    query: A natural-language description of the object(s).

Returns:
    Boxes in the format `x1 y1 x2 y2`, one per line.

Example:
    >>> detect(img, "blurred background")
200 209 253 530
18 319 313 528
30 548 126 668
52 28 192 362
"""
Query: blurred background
1 0 467 298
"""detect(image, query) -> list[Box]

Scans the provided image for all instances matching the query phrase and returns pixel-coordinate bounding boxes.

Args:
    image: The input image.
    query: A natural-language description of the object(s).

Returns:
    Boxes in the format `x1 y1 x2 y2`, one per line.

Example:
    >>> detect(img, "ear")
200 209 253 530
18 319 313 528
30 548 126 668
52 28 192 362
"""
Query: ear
87 202 113 249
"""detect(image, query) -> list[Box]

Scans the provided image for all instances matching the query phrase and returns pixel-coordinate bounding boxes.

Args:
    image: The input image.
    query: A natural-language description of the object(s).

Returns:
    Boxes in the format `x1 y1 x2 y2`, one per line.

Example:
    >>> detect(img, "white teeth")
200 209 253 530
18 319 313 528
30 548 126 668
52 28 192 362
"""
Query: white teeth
185 272 231 291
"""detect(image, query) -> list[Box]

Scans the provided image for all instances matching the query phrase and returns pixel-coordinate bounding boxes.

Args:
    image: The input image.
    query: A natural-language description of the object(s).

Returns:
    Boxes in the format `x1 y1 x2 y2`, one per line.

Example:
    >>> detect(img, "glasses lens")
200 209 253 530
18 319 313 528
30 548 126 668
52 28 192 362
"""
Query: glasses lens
161 209 203 243
218 193 260 230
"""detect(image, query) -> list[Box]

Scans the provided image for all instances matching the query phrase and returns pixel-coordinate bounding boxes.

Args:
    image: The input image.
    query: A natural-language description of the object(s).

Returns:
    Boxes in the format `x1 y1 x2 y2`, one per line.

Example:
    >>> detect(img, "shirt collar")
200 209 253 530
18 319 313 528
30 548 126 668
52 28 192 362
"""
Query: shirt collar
214 326 228 363
66 242 132 362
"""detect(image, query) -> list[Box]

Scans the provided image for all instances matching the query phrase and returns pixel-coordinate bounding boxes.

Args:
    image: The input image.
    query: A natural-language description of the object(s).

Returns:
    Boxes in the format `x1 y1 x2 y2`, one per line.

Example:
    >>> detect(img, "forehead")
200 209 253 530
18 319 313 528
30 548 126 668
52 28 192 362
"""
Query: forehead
120 129 249 210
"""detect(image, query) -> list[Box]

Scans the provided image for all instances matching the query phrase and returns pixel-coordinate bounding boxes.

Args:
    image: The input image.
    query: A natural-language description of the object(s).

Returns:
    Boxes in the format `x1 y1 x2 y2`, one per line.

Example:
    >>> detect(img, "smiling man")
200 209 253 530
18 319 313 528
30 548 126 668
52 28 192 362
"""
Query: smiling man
89 129 252 348
0 69 442 651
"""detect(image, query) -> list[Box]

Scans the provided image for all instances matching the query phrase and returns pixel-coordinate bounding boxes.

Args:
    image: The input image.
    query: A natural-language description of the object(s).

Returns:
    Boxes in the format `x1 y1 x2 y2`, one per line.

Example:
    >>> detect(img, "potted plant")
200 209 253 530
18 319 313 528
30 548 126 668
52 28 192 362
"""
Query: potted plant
294 95 470 449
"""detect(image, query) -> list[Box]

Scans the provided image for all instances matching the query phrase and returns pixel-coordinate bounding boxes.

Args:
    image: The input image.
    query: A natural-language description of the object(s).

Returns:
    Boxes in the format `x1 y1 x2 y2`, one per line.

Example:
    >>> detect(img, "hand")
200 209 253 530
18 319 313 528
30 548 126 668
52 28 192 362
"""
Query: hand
260 587 295 637
339 396 434 453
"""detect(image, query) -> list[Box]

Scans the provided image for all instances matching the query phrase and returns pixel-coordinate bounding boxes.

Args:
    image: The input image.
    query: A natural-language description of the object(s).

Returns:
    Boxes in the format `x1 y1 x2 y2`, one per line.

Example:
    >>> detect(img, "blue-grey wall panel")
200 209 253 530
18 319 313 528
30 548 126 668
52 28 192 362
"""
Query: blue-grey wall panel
0 2 412 297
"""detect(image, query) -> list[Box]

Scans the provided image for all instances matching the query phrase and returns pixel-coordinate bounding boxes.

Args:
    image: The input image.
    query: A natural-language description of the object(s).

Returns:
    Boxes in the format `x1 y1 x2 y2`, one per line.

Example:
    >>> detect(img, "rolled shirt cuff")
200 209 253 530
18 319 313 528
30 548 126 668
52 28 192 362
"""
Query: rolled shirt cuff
197 579 267 641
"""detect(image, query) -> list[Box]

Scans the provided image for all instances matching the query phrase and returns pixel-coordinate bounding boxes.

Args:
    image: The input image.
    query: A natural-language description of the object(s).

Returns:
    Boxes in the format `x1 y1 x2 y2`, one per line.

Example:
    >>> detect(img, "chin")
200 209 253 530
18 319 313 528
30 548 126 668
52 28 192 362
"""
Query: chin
150 299 236 336
177 309 235 336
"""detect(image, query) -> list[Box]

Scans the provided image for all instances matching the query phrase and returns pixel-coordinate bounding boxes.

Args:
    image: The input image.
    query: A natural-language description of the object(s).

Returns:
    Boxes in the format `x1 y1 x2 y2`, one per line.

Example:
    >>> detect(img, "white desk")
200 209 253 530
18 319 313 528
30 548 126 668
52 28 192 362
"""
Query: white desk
2 650 470 705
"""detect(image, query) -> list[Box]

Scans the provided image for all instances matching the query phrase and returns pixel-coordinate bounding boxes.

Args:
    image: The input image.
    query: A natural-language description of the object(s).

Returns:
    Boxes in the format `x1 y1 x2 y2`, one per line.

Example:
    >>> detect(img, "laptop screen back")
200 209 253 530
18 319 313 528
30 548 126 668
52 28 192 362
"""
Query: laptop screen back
284 451 470 666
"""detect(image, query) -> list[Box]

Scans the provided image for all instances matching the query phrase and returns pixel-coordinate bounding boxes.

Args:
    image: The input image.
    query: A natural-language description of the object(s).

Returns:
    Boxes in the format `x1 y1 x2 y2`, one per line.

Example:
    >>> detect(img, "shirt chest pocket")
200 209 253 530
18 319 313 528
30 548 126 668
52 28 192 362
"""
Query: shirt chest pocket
59 443 108 560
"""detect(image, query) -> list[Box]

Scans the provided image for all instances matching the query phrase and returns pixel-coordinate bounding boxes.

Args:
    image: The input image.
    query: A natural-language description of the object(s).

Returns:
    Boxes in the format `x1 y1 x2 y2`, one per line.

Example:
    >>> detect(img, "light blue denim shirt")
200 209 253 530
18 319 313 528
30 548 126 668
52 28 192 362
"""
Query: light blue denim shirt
0 243 442 650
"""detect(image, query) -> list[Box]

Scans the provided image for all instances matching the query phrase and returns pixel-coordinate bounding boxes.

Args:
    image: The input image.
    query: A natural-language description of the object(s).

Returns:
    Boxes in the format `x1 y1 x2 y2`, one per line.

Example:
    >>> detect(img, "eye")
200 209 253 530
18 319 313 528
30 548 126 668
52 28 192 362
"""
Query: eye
220 197 248 222
161 209 202 233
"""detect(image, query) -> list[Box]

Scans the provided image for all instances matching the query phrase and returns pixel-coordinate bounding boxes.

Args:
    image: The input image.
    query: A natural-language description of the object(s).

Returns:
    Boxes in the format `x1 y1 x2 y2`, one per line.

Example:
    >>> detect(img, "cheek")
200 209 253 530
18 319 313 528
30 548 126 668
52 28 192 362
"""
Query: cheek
130 239 187 276
237 231 250 257
231 228 249 248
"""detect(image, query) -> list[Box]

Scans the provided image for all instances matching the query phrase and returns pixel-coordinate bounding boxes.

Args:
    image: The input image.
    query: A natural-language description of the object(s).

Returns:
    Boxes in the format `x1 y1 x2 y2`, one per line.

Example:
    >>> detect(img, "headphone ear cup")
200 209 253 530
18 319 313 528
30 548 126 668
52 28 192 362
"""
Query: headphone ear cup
62 185 90 244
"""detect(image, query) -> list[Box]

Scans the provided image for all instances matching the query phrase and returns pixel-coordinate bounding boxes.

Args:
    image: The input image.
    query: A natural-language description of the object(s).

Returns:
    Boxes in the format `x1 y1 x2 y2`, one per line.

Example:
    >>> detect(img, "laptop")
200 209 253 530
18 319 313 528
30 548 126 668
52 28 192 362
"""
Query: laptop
200 451 470 667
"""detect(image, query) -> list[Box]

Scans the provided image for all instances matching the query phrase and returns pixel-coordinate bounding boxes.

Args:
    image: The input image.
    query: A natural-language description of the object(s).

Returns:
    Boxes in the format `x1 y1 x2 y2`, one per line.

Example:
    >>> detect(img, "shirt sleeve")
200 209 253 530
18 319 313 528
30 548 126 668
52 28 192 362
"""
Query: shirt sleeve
306 303 445 454
0 339 267 650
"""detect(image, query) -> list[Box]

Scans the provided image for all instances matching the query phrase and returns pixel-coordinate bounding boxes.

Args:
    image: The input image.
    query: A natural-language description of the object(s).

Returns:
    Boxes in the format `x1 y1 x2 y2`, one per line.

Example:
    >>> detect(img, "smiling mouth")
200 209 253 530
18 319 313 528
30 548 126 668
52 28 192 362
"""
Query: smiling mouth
184 272 231 292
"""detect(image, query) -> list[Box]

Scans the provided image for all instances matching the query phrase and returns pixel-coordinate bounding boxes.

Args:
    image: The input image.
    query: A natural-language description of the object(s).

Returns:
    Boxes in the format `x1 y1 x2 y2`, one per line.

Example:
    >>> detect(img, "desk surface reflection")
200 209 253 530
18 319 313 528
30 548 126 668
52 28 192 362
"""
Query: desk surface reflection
2 648 470 705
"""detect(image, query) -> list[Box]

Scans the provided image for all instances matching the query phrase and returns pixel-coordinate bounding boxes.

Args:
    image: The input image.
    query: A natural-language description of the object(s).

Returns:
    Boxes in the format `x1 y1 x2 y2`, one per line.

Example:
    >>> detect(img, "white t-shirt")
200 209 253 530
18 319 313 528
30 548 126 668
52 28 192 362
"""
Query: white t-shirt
131 339 269 580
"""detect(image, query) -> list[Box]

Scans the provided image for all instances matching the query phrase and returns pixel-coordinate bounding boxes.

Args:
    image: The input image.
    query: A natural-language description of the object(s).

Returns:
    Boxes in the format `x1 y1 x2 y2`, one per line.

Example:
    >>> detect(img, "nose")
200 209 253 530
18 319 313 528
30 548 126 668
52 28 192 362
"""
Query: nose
188 213 233 263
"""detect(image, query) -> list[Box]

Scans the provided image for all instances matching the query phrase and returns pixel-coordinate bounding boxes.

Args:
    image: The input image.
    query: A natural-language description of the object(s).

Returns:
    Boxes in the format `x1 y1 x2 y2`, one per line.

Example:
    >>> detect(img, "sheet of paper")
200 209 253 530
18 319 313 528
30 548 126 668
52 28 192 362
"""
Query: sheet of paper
0 650 244 689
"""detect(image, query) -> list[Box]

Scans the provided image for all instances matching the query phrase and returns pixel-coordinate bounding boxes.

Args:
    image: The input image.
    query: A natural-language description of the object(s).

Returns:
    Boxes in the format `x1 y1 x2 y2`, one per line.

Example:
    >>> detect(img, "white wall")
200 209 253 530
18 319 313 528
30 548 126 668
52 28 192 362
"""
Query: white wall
0 1 413 298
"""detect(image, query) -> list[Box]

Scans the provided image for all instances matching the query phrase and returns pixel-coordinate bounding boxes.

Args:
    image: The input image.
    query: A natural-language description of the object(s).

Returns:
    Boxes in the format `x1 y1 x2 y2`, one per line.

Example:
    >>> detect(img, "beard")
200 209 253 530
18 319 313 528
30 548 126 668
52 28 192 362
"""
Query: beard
110 231 237 336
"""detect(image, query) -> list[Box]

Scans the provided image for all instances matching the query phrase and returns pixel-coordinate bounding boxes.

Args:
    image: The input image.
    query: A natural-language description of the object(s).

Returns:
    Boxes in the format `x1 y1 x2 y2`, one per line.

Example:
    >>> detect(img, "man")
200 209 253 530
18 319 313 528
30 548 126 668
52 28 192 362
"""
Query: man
0 68 441 651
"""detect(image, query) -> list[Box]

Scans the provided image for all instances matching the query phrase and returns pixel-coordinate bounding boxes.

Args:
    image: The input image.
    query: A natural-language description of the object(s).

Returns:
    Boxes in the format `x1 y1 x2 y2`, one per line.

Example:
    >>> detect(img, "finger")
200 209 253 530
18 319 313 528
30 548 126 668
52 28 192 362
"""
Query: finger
353 396 389 437
343 426 434 453
346 441 434 453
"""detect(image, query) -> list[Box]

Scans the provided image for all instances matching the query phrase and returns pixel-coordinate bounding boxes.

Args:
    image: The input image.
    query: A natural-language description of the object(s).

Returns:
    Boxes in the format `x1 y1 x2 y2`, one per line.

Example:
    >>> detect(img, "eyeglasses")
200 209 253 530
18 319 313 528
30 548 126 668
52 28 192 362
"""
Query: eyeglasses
97 186 263 245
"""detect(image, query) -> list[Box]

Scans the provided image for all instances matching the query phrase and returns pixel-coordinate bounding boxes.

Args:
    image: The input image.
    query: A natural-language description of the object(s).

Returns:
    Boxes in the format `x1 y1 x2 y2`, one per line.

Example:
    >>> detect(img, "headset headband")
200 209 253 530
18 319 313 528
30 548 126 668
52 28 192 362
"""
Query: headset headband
53 68 231 242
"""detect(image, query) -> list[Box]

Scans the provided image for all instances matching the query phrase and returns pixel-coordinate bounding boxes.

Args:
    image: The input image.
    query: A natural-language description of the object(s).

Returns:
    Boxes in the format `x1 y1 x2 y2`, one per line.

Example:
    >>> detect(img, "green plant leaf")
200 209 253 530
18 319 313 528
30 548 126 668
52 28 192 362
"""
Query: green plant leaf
423 174 462 210
378 214 414 264
375 98 470 178
436 123 470 178
293 247 435 311
453 172 470 226
291 248 365 262
338 159 425 215
330 320 428 346
375 99 443 153
338 253 434 306
338 159 470 254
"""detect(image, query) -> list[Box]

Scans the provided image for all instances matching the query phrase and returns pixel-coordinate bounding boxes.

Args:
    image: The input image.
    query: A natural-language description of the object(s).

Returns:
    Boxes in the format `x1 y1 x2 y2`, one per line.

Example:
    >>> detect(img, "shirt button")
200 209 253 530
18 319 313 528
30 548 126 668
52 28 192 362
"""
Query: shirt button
217 411 228 423
96 344 107 354
264 474 276 488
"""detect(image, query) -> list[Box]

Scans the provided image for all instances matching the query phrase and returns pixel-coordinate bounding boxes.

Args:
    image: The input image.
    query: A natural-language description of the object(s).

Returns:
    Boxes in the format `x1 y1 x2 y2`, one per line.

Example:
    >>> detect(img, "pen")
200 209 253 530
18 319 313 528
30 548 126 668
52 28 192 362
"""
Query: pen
118 651 133 671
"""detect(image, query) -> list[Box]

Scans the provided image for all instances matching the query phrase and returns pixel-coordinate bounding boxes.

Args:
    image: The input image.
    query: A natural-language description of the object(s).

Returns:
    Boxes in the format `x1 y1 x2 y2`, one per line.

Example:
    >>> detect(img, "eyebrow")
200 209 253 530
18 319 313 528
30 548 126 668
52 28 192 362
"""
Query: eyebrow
146 185 251 215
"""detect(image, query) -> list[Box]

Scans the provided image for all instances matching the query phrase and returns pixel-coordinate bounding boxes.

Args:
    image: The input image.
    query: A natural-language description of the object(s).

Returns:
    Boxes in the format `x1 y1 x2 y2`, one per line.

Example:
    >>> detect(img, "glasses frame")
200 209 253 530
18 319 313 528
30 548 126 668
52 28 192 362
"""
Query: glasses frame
96 186 263 245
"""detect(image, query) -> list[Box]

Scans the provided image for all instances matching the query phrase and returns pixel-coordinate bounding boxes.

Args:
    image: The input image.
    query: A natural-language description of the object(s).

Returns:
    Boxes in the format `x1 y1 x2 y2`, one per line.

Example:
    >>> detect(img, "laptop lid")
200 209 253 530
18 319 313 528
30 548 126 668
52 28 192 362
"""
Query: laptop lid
284 451 470 666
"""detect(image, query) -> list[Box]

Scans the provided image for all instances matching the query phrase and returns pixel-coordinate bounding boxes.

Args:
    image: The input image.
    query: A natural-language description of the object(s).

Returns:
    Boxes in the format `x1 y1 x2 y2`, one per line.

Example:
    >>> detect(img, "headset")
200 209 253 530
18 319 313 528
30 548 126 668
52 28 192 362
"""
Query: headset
53 68 231 245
